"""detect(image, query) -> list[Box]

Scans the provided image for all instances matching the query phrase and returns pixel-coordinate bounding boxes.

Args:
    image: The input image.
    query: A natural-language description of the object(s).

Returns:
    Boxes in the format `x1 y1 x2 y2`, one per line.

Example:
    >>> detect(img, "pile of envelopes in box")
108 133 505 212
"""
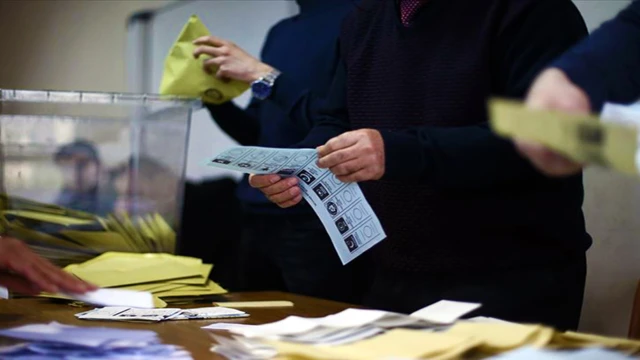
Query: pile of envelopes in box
0 194 177 268
206 306 640 360
40 252 226 307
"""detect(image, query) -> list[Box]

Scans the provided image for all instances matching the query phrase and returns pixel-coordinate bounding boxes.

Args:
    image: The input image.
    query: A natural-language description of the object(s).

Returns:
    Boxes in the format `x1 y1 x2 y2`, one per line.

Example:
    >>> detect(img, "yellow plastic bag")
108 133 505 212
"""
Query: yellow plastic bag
159 15 248 104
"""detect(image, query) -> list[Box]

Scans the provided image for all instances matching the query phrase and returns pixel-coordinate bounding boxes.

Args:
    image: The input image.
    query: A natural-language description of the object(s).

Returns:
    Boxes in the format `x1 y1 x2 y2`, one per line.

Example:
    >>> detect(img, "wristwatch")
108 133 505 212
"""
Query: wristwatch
251 69 281 100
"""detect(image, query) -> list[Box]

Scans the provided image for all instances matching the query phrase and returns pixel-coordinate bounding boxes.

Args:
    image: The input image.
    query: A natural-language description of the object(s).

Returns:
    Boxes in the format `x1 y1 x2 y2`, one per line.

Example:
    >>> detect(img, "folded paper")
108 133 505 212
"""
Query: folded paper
159 15 248 104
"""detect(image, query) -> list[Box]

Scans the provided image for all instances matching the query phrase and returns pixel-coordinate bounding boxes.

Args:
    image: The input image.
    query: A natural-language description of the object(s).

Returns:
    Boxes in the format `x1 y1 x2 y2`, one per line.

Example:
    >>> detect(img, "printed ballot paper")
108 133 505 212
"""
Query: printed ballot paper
489 98 640 176
206 146 387 264
75 306 248 322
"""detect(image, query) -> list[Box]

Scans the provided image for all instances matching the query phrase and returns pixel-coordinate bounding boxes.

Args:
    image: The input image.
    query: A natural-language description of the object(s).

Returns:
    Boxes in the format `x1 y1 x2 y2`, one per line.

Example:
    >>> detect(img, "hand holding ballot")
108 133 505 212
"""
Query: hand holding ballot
513 68 591 176
0 236 95 295
193 35 275 84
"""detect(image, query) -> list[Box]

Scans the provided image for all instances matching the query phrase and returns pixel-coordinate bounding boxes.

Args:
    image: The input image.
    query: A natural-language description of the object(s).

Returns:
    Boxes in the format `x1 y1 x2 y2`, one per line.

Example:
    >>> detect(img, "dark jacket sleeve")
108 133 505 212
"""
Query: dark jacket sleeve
380 0 588 188
552 2 640 112
205 100 261 146
295 42 351 149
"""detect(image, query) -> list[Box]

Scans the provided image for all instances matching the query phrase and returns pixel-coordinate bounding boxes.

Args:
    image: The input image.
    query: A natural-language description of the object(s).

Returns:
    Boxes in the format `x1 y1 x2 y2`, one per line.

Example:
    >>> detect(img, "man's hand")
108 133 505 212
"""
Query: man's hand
515 68 591 177
0 236 96 295
317 129 385 182
193 35 274 84
249 174 303 208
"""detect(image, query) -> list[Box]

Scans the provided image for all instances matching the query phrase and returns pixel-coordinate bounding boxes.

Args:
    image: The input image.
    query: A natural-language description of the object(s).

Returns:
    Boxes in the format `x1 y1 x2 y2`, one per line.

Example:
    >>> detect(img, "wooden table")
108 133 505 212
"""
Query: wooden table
0 291 356 359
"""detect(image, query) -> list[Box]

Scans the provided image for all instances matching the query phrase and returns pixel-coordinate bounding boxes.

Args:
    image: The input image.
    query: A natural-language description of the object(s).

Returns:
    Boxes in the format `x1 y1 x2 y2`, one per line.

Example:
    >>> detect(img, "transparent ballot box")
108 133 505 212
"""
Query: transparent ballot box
0 89 198 266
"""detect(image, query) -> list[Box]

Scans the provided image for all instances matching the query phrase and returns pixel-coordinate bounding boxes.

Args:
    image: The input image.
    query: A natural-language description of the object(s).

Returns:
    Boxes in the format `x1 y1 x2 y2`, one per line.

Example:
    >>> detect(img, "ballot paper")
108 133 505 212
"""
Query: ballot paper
64 288 155 309
206 300 480 345
76 306 248 322
489 98 639 175
0 322 192 359
0 286 8 299
206 146 387 264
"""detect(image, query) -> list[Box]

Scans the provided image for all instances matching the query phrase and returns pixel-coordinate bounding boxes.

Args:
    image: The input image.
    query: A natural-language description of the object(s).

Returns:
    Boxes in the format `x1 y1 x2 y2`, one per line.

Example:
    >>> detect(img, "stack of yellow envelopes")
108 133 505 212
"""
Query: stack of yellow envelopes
0 194 176 267
40 252 226 307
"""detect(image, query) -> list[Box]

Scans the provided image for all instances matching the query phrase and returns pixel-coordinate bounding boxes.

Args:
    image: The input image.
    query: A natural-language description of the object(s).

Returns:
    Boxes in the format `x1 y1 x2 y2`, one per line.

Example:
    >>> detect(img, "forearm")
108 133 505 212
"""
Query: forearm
552 2 640 111
205 102 261 146
380 124 544 188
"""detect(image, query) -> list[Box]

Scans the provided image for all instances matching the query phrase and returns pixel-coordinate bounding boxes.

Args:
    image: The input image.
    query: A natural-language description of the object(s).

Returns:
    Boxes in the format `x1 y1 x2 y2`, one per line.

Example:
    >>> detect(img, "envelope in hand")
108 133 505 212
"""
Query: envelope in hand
159 15 249 104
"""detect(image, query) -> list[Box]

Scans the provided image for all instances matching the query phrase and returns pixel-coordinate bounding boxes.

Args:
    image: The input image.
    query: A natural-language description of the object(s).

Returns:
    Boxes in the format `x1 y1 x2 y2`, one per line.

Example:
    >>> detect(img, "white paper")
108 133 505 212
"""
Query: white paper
410 300 481 324
65 288 154 309
76 307 182 322
77 306 248 322
202 323 258 331
206 146 387 264
0 286 8 299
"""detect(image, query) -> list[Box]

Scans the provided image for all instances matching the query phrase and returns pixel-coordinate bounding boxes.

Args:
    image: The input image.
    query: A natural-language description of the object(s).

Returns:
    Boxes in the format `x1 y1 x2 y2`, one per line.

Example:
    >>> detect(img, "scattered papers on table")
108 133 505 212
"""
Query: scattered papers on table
488 99 639 176
206 302 640 360
0 321 192 359
76 306 248 322
206 146 386 264
63 288 154 309
39 252 226 306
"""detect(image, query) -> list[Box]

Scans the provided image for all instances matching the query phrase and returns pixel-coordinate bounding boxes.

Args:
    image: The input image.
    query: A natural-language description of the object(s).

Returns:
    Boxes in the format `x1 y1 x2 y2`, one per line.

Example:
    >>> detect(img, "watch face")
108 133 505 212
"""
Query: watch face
252 81 271 99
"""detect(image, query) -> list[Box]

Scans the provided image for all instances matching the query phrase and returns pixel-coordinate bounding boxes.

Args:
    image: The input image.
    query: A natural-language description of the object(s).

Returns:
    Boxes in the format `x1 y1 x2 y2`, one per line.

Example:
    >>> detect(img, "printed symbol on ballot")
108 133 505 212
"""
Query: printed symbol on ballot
238 163 252 168
313 184 330 200
326 201 338 216
344 235 358 252
297 170 316 185
212 159 231 165
278 168 295 176
335 217 349 234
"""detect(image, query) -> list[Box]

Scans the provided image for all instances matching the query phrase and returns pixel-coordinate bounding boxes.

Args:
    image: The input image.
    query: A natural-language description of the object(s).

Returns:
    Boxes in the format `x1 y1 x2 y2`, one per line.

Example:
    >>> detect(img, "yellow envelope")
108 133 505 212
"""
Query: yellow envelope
489 98 638 175
65 252 202 288
446 321 553 353
269 329 479 360
59 230 138 254
159 14 249 104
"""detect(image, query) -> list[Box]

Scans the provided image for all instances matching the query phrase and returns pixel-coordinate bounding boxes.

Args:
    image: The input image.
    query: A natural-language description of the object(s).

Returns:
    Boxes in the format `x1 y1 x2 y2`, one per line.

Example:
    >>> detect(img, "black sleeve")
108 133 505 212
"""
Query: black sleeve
295 46 351 149
552 2 640 111
380 0 588 188
205 100 261 146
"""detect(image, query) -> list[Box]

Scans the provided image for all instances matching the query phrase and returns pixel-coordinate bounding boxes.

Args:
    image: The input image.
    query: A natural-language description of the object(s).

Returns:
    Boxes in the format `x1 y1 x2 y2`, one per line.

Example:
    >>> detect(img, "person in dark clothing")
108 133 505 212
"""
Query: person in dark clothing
191 0 370 304
515 3 640 176
250 0 592 330
53 140 116 216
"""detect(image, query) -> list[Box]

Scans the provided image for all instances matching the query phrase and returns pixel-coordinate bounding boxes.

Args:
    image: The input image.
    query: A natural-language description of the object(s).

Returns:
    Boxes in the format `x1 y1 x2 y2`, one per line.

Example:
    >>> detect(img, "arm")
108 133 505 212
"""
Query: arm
552 2 640 112
295 51 351 148
205 100 261 146
364 0 587 187
317 0 588 186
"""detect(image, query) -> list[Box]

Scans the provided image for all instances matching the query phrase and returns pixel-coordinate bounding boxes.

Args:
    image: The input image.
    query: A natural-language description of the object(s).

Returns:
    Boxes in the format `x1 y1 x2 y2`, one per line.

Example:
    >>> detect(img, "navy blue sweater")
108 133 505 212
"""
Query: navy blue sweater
553 2 640 112
206 0 355 213
297 0 591 272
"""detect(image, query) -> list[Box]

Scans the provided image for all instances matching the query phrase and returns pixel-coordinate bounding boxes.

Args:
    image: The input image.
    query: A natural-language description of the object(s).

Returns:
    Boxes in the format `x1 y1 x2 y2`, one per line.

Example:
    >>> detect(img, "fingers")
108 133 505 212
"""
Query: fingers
193 45 227 60
317 148 359 169
515 139 582 177
1 237 95 294
329 158 365 177
249 175 302 208
317 133 359 158
336 169 374 183
202 57 224 74
0 272 39 295
249 174 283 188
193 35 226 47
